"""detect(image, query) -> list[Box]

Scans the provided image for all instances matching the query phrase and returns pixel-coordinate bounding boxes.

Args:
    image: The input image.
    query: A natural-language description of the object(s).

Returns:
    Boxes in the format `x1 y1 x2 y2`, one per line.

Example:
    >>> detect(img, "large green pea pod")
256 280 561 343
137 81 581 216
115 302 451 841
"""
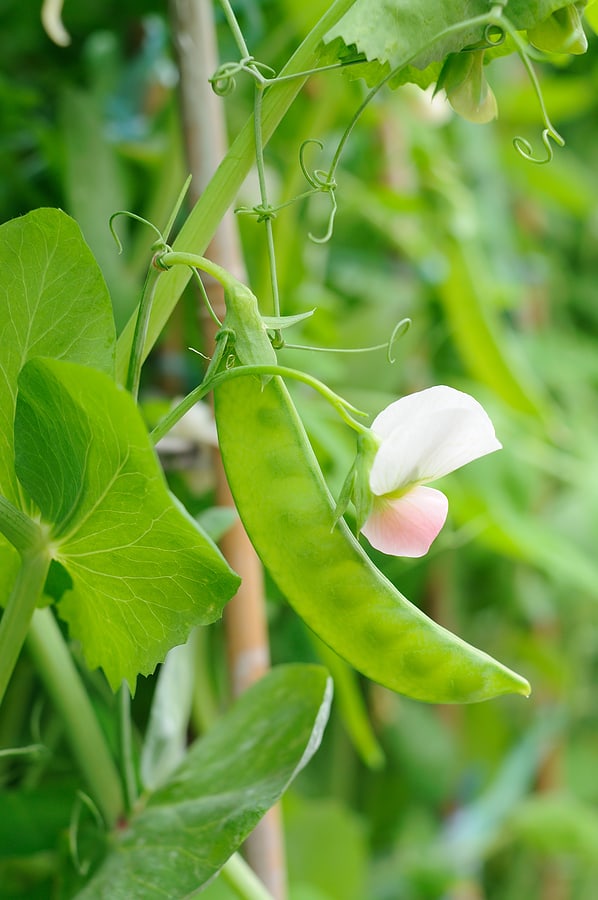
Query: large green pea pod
214 373 530 704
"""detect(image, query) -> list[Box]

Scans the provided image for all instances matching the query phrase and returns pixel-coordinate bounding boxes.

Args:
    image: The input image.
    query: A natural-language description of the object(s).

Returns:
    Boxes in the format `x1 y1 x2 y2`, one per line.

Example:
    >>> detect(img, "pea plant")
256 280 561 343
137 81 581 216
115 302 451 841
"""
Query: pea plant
0 0 589 896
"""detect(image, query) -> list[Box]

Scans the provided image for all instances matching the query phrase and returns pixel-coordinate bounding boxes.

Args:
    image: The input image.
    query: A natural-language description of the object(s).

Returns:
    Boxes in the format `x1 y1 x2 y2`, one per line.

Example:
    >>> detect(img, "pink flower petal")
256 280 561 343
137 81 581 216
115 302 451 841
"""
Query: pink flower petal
369 390 501 497
361 485 449 558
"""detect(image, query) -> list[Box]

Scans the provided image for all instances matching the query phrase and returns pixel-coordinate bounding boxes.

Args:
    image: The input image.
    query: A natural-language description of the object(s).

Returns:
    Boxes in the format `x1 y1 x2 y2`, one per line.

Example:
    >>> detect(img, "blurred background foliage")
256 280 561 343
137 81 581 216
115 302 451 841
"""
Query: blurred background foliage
1 0 598 897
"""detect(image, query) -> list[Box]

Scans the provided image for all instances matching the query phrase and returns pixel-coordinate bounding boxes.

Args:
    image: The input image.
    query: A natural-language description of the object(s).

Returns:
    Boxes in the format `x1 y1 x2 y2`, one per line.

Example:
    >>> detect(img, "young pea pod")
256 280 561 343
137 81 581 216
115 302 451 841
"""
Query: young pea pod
527 5 588 55
223 282 278 374
436 50 498 124
214 372 530 704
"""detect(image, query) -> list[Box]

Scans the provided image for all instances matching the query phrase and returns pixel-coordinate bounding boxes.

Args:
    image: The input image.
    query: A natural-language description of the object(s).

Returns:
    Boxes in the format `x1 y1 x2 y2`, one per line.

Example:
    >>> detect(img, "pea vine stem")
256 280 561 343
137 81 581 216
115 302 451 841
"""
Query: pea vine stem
220 852 277 900
115 0 358 382
0 496 43 556
218 0 283 321
26 608 125 827
151 363 369 446
218 0 251 59
0 548 51 707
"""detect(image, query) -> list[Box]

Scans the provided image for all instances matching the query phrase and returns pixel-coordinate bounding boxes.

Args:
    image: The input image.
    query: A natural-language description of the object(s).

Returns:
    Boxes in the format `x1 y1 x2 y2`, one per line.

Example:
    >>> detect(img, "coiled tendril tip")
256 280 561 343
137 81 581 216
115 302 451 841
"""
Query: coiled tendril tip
209 57 276 96
513 127 564 165
300 140 338 244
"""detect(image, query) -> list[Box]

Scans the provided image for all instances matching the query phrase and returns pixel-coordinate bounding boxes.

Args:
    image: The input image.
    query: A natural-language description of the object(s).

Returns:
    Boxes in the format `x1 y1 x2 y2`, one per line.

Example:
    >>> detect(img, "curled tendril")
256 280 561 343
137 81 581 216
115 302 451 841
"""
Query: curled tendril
69 792 104 877
513 127 564 165
234 203 278 222
109 211 167 255
386 317 411 364
209 57 276 96
152 250 173 271
299 140 338 244
483 23 505 46
111 177 190 255
234 141 338 239
281 316 411 361
490 8 566 165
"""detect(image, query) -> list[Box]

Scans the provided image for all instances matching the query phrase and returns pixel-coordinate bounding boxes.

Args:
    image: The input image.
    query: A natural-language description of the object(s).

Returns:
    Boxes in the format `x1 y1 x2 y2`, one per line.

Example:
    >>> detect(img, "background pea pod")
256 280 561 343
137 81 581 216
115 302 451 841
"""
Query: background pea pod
214 372 531 704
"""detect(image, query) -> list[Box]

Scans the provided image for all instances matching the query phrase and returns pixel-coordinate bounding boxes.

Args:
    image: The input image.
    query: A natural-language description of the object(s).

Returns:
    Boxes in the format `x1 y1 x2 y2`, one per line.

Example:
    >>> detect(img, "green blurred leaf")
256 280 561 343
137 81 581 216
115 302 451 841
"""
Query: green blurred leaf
14 357 240 690
285 795 368 900
507 792 598 860
585 0 598 31
60 88 138 333
310 635 385 770
140 641 195 791
442 713 563 871
0 785 72 858
195 506 239 543
438 240 547 417
78 665 332 899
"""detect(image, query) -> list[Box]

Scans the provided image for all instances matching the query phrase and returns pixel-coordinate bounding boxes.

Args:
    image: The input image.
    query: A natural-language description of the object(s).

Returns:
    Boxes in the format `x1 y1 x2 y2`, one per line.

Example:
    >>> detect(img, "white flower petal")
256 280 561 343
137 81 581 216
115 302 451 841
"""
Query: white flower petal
369 390 501 496
361 486 448 557
372 386 488 439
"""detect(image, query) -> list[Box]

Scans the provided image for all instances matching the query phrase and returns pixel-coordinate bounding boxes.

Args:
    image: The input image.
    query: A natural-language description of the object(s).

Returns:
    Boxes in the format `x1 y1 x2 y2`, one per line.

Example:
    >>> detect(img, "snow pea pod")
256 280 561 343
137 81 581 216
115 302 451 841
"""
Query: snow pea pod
214 372 530 704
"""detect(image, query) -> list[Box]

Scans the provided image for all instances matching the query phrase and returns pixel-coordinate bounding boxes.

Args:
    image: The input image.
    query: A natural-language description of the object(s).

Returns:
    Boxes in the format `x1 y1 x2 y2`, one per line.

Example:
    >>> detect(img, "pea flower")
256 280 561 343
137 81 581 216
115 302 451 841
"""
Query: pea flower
342 386 502 558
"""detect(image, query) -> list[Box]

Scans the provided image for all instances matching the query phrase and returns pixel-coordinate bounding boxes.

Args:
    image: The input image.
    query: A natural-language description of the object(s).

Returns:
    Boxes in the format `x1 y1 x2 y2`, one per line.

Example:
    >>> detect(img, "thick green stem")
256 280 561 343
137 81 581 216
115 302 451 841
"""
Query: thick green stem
0 496 43 555
151 363 368 445
0 549 50 706
26 608 125 827
220 853 277 900
157 251 236 288
115 0 358 384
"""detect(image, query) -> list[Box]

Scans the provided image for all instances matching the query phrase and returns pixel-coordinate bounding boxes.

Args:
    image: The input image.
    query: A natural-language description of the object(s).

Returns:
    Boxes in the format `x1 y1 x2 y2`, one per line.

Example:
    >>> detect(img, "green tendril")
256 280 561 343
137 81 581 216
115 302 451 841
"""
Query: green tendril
298 139 338 243
191 269 223 327
68 791 105 877
234 203 279 223
110 177 191 255
0 743 47 760
281 317 411 361
209 57 276 96
513 127 563 165
483 23 505 46
235 139 338 235
492 11 565 165
109 211 167 256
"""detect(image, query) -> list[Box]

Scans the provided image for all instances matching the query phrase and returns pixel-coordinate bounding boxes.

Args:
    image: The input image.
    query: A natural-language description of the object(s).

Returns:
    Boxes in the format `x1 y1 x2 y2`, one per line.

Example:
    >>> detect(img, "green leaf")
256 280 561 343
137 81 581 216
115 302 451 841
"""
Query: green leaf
310 635 384 770
0 209 116 603
140 641 195 791
78 664 332 899
0 208 115 507
262 309 316 329
323 0 583 89
14 358 240 690
285 795 368 900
